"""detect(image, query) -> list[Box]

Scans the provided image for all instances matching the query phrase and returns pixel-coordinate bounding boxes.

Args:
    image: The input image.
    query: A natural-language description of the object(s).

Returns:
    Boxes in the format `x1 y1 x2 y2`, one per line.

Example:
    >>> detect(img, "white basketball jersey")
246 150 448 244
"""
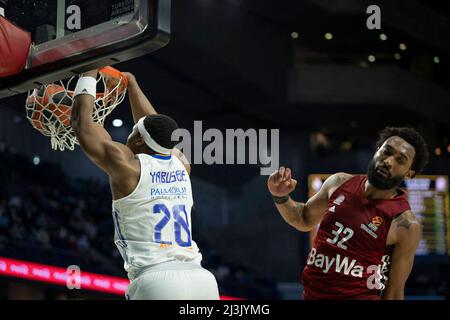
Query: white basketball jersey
112 154 202 280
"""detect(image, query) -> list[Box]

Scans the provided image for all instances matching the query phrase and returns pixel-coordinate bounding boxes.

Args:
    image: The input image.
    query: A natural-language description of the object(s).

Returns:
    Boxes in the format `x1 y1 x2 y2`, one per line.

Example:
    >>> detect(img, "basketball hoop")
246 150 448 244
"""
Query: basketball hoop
25 67 128 151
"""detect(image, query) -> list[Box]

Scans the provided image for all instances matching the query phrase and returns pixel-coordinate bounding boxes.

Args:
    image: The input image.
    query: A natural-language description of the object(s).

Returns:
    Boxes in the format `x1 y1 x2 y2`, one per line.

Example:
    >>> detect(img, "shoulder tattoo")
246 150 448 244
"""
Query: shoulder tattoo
393 212 419 230
329 173 347 187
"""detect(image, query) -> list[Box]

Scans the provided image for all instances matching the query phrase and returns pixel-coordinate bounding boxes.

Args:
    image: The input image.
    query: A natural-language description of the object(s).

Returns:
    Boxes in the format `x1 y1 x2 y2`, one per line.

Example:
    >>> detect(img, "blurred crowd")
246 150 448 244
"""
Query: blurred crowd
406 259 450 300
1 142 448 299
0 144 278 299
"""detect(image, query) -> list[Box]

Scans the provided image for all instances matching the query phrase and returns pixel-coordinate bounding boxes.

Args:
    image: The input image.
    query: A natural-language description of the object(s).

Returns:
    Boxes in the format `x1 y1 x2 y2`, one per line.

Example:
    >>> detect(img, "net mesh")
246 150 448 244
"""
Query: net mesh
25 67 128 151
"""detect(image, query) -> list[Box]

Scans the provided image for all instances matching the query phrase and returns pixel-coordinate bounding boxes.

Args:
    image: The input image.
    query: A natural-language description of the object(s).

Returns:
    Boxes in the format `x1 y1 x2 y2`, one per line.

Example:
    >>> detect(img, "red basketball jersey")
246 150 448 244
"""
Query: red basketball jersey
302 175 411 300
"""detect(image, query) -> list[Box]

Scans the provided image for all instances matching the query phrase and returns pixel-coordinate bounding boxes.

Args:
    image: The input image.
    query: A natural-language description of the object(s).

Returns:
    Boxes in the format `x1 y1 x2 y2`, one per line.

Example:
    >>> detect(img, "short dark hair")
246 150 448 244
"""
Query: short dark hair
143 114 179 150
375 127 429 175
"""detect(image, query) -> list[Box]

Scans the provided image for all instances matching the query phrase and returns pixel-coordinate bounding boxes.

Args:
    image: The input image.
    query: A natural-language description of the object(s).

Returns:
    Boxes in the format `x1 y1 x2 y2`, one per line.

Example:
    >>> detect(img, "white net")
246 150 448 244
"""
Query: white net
25 67 128 151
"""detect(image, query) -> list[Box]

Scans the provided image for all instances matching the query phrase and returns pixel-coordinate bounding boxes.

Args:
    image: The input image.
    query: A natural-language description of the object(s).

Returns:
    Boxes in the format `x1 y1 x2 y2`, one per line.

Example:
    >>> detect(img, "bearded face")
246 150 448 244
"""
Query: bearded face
367 158 405 190
367 136 416 191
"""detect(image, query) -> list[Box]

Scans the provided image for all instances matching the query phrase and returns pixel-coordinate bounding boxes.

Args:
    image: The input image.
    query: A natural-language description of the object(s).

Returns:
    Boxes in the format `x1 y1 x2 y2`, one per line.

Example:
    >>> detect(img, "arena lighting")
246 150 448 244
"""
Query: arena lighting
368 55 376 63
379 33 387 41
399 43 407 51
112 119 123 127
435 148 442 156
0 256 243 299
433 56 440 64
0 256 129 295
291 32 299 39
394 53 402 60
324 32 333 40
32 156 40 165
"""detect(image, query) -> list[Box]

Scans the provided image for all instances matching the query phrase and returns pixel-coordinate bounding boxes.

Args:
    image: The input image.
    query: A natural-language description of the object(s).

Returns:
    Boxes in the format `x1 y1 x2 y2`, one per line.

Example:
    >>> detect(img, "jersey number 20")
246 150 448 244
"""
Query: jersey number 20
153 204 192 247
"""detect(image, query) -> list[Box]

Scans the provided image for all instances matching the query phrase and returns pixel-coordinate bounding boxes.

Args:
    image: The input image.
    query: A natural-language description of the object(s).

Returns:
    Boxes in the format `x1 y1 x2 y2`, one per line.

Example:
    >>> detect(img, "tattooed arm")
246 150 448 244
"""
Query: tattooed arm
382 211 420 300
267 169 352 232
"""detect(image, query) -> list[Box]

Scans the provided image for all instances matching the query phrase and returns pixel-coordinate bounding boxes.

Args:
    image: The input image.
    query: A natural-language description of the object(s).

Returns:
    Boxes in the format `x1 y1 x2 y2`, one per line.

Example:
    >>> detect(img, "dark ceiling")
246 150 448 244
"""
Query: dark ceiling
0 0 448 185
1 0 449 136
119 0 449 131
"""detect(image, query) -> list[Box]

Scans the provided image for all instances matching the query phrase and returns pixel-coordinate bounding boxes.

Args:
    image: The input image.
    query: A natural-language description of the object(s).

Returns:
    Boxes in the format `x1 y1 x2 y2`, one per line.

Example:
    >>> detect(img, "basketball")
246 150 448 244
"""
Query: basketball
22 67 127 151
26 84 72 134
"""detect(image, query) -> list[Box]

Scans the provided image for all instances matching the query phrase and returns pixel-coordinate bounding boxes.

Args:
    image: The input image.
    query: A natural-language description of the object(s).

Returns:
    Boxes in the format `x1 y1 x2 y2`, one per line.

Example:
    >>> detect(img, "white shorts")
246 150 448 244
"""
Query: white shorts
125 261 220 300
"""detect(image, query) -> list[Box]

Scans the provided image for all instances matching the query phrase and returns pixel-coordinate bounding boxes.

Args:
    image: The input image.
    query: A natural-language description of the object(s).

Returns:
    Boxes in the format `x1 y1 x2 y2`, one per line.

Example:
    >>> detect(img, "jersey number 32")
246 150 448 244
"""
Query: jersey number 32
326 221 354 250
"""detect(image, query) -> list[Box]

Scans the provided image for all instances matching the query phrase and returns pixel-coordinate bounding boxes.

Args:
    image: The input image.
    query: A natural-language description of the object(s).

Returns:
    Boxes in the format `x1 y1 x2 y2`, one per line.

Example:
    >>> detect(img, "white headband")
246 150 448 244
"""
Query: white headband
136 117 173 155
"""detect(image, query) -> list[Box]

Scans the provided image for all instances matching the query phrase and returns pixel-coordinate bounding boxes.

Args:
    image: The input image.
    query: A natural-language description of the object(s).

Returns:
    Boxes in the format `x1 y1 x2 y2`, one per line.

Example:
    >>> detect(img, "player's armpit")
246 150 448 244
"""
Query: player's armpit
382 211 420 300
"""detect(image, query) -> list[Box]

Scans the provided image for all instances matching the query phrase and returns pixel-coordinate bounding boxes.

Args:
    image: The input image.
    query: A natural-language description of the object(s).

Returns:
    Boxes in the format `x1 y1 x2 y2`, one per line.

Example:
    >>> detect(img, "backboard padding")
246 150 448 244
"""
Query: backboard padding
0 0 171 98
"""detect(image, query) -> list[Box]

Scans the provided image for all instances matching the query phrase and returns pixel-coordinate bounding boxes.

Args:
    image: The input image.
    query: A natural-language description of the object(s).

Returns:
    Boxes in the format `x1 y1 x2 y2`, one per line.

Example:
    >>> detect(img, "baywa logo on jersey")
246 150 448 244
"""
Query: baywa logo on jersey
360 216 384 239
328 195 345 213
307 248 390 291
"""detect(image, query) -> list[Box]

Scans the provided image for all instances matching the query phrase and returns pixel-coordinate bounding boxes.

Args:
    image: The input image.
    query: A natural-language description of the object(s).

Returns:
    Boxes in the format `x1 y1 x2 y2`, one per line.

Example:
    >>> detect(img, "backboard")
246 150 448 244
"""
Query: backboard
0 0 171 98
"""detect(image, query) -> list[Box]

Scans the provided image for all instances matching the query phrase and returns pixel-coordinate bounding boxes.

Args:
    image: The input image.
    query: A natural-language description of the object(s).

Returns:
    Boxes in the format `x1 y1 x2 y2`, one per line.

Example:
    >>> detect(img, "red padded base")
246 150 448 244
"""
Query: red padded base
0 16 31 78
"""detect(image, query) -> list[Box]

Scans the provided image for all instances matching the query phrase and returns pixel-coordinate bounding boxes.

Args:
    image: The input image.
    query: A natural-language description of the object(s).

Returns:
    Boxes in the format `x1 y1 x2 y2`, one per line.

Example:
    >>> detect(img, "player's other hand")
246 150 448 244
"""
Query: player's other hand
122 72 136 83
267 167 298 197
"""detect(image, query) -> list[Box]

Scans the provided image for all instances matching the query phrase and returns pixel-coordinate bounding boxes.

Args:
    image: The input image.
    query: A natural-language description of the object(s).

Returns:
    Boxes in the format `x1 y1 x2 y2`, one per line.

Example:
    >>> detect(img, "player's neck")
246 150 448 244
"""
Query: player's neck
364 180 398 200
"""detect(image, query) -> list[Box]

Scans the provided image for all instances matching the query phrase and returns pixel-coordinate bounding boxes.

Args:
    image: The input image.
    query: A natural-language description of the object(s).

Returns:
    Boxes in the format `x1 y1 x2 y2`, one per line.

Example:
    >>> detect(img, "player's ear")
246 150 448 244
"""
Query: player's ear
407 169 416 179
135 136 145 147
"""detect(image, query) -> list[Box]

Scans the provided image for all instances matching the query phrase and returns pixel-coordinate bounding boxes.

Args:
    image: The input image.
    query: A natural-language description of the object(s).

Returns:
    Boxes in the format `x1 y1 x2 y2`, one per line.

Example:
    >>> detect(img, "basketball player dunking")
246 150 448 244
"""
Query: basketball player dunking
267 128 429 300
70 70 219 300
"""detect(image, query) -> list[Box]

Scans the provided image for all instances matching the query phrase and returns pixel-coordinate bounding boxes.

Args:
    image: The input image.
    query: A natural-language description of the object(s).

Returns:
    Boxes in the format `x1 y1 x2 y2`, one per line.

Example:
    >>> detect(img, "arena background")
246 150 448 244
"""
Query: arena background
0 0 449 300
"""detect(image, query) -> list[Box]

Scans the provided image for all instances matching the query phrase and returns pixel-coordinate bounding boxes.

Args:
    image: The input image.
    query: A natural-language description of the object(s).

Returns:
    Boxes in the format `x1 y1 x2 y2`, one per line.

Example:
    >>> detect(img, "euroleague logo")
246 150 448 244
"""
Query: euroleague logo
361 216 383 239
372 216 383 227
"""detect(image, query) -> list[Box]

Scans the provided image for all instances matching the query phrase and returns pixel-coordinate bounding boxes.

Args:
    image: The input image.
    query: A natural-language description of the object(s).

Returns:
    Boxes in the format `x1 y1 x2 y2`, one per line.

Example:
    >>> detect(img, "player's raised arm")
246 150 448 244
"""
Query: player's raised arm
267 169 351 232
71 70 134 175
124 72 190 174
382 211 420 300
123 72 158 121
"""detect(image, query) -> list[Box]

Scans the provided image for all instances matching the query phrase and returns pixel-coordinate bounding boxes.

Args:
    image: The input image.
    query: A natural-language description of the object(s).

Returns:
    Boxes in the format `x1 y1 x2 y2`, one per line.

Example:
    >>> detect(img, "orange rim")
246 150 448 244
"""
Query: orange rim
63 66 128 98
99 66 129 88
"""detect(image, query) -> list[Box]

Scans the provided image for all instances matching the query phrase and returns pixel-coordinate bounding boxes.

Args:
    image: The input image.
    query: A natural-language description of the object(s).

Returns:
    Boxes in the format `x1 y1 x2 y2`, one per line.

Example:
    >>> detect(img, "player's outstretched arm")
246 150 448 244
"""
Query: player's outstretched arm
71 70 134 175
267 169 351 232
123 72 158 122
124 72 189 172
382 211 420 300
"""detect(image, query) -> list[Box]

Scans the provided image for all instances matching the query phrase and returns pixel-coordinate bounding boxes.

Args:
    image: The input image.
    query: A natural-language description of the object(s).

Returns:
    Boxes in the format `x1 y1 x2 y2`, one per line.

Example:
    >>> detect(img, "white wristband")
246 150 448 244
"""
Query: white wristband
74 76 97 99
